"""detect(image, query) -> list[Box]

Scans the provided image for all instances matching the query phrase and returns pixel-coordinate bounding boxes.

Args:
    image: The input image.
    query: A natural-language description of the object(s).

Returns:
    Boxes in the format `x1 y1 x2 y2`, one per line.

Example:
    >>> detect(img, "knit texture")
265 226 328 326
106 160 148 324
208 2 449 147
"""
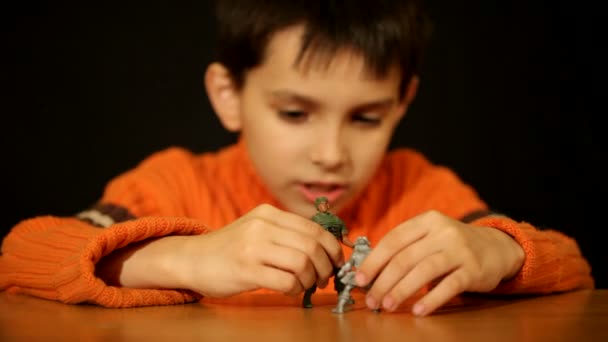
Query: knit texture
0 216 206 307
470 216 594 293
0 140 594 307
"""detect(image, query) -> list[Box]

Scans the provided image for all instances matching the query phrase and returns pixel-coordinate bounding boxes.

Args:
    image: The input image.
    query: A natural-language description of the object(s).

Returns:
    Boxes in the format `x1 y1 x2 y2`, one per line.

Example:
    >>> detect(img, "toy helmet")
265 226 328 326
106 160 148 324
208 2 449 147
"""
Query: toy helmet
355 236 370 245
315 196 329 206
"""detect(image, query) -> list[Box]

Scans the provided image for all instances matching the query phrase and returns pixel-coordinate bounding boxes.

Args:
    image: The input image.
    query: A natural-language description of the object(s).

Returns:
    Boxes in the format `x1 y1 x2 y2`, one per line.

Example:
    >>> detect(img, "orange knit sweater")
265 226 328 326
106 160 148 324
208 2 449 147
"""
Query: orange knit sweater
0 140 594 307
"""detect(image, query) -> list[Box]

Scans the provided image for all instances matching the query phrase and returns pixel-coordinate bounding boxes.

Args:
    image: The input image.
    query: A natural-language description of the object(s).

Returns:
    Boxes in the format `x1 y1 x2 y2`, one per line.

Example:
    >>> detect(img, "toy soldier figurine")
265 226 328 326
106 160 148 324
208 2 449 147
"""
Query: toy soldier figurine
332 236 376 314
302 196 355 308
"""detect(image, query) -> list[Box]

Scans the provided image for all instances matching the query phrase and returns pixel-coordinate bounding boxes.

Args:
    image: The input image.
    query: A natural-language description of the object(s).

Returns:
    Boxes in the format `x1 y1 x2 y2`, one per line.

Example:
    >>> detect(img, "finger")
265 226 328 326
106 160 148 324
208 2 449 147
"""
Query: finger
411 268 470 316
250 204 344 266
382 252 458 312
364 236 444 309
250 265 305 296
356 217 429 287
270 230 334 286
260 243 317 290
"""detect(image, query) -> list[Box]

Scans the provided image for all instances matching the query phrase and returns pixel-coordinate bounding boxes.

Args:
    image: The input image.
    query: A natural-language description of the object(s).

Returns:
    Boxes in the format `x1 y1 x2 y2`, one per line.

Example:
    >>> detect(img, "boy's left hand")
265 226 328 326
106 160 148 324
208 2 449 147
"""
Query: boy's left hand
355 210 524 316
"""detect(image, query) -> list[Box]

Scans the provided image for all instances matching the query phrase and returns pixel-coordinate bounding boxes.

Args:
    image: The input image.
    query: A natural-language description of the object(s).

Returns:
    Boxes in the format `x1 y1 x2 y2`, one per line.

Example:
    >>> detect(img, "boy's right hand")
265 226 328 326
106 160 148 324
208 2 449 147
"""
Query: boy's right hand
175 204 344 297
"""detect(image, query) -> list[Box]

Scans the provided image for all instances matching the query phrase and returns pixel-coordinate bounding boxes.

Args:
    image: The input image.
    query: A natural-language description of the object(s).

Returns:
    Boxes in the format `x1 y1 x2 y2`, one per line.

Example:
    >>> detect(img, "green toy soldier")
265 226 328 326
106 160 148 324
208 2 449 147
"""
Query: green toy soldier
302 196 355 308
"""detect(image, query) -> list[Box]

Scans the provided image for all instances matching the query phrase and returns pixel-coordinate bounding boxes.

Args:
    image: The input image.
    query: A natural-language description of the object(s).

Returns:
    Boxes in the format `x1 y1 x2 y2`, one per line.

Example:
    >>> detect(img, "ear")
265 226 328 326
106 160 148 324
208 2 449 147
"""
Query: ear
395 75 420 120
204 62 242 132
404 75 419 104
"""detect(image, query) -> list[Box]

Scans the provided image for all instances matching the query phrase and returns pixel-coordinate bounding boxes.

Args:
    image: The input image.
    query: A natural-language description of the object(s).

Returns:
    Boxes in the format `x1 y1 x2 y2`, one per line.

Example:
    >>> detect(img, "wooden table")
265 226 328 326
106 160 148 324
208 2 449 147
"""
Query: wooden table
1 290 607 341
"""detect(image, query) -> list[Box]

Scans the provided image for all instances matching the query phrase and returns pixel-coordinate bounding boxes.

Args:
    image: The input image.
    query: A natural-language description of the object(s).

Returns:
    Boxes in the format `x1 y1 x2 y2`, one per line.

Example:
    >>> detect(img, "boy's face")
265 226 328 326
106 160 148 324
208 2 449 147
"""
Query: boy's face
219 26 414 218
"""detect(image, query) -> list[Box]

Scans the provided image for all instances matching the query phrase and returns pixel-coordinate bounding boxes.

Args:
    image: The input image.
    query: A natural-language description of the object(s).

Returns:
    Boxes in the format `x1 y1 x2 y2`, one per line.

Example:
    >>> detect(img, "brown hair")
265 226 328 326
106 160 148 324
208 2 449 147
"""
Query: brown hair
212 0 432 96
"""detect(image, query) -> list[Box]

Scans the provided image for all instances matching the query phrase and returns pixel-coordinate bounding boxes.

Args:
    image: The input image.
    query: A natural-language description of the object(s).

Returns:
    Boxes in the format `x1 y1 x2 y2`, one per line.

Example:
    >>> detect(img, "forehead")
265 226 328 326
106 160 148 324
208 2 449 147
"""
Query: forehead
252 25 402 91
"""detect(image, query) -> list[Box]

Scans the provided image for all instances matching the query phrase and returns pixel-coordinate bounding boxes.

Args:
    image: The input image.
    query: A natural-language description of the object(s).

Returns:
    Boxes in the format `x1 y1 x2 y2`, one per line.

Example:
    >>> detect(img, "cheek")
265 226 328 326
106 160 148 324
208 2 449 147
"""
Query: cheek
253 125 304 161
353 146 385 176
241 111 287 157
349 132 392 177
244 122 305 182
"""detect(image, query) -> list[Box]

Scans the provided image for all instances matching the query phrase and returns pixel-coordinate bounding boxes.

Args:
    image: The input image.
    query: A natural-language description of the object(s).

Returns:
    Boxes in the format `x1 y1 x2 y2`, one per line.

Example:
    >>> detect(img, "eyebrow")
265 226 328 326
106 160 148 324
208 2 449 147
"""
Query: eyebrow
269 90 395 111
270 90 319 110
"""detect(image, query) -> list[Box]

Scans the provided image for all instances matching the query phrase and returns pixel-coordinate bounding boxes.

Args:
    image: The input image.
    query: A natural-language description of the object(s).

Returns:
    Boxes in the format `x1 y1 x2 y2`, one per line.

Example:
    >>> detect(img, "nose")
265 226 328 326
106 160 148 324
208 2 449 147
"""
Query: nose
309 125 347 170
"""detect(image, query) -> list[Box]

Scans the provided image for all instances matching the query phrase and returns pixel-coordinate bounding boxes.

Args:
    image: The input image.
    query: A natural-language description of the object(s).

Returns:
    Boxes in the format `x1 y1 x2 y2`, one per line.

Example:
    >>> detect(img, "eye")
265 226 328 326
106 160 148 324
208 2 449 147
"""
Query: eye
352 113 382 126
279 110 308 123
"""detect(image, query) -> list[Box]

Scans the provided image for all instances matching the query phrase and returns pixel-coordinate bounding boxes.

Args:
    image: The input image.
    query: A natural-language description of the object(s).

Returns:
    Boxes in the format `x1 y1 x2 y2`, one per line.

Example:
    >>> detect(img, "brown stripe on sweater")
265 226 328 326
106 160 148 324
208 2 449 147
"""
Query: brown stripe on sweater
75 203 136 227
460 209 501 223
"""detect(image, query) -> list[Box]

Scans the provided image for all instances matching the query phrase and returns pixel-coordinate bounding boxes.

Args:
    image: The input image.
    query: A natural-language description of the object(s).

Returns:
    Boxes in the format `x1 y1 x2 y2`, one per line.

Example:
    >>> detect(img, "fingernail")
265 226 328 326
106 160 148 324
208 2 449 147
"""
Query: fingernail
365 295 378 309
412 303 425 316
318 279 328 288
382 296 395 311
355 272 367 286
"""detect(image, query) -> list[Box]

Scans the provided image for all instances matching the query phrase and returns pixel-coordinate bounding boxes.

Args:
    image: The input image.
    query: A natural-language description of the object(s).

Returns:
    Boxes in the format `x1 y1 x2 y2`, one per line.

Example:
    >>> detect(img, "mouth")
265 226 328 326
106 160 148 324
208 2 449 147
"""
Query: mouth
298 182 347 204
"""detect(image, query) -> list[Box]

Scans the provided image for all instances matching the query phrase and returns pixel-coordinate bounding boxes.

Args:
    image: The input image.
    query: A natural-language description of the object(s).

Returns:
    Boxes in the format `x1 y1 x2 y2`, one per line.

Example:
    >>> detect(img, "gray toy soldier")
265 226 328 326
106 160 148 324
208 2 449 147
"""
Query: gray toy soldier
302 196 354 308
332 236 376 313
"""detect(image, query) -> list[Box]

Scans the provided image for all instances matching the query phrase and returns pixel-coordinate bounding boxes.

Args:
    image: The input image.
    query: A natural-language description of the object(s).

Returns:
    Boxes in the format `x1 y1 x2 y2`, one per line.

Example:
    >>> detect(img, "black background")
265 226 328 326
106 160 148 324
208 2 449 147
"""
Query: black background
4 1 605 287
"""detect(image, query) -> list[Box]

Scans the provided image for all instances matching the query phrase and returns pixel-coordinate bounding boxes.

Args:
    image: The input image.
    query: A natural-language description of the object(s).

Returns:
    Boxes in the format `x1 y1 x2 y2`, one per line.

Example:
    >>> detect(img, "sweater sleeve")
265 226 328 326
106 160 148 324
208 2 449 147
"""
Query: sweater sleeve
0 147 214 307
470 216 594 293
0 215 208 307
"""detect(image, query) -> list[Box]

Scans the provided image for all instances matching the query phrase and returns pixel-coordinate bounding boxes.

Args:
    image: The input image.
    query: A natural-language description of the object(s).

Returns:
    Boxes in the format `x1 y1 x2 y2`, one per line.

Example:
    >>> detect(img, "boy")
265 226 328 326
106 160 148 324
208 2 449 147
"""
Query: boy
0 0 593 316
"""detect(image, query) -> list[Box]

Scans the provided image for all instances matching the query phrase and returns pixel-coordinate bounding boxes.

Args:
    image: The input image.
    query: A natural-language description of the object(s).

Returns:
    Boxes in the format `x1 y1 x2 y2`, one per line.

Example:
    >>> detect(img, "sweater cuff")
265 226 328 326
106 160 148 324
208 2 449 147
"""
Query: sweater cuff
469 216 556 293
1 216 208 307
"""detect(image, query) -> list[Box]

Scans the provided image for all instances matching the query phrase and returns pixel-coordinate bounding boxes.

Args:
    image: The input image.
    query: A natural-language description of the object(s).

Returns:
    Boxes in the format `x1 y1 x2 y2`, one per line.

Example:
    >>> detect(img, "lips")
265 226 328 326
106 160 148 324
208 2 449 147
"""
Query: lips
298 182 347 204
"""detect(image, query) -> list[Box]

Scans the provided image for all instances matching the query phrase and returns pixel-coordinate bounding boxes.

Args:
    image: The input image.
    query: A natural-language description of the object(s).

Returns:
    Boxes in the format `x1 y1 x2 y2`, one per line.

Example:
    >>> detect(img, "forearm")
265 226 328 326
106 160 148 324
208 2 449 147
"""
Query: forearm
484 226 525 281
466 212 532 282
97 235 191 290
